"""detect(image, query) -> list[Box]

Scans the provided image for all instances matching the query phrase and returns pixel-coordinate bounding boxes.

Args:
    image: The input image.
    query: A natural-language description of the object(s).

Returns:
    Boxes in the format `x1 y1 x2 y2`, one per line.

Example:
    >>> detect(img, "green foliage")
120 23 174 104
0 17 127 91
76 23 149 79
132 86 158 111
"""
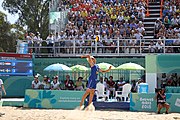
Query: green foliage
2 0 49 39
0 11 16 52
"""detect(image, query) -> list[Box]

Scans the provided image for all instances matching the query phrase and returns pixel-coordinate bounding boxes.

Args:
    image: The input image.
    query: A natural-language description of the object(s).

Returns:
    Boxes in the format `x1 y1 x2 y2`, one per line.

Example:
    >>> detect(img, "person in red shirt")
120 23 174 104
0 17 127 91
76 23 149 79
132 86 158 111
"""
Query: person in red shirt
64 75 75 90
106 76 115 98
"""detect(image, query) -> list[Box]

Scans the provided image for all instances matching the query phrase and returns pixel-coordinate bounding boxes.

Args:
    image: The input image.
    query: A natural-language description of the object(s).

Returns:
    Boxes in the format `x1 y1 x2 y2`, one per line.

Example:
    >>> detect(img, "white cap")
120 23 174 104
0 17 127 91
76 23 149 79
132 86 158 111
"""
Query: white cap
86 56 95 61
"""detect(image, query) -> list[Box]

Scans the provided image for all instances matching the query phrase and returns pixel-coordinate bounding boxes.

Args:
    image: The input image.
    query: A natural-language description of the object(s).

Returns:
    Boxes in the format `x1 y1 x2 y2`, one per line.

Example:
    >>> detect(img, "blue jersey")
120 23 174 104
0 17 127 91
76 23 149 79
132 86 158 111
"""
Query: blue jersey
87 64 99 89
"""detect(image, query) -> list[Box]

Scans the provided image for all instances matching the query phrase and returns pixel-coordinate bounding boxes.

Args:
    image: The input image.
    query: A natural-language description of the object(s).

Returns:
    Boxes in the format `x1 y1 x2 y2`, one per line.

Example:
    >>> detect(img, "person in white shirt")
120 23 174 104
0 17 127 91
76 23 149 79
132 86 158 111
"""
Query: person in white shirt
41 75 51 90
33 32 42 54
148 41 156 53
32 75 41 89
156 39 164 53
51 76 60 90
46 33 55 54
171 15 178 27
117 77 126 91
0 79 6 100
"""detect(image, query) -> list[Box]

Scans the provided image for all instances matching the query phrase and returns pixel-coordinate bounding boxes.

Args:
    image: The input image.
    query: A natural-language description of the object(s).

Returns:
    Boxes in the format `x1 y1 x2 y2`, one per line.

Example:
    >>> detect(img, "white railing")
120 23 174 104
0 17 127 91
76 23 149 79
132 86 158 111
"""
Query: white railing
16 38 180 57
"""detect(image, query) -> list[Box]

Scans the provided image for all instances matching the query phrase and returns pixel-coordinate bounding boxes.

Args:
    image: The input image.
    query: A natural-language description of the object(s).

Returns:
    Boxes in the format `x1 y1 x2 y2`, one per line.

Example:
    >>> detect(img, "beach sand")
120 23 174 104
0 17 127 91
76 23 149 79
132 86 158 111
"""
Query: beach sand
0 106 180 120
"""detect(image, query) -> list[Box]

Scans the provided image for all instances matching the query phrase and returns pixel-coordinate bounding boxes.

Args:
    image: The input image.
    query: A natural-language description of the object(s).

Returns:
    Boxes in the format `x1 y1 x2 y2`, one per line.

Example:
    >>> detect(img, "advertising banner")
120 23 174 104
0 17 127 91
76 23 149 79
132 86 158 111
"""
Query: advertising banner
130 93 180 113
24 89 85 109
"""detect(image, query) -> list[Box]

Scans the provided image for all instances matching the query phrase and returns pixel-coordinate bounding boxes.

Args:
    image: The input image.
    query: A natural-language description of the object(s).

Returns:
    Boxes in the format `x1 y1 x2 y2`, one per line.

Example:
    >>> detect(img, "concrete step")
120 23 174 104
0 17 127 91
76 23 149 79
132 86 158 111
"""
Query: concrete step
144 18 159 22
145 33 154 36
148 13 160 17
143 36 154 39
144 24 155 27
149 9 160 11
148 5 160 8
144 27 154 30
144 22 155 24
149 2 160 5
146 31 154 34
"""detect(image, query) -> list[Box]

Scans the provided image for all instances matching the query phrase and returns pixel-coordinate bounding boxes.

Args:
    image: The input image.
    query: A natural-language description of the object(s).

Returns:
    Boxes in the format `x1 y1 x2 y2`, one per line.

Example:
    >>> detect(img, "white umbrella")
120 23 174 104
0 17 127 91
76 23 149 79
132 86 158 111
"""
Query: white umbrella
44 63 71 71
116 62 145 81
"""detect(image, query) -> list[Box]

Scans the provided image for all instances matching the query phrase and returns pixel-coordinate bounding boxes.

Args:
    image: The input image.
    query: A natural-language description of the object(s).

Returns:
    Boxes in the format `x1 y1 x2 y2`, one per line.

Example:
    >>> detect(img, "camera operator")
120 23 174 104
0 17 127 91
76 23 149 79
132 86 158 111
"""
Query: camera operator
155 88 170 114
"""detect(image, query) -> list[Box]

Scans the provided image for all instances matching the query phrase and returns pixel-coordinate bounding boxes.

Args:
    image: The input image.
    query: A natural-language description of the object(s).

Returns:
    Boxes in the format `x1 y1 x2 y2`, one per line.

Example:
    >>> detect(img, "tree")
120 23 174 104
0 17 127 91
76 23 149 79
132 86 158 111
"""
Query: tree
2 0 49 39
0 11 17 52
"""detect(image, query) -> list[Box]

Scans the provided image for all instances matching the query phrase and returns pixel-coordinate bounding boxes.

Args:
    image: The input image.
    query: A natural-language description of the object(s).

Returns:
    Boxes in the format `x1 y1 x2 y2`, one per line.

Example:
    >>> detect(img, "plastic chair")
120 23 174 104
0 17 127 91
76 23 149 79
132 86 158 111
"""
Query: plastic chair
96 82 109 101
115 83 132 102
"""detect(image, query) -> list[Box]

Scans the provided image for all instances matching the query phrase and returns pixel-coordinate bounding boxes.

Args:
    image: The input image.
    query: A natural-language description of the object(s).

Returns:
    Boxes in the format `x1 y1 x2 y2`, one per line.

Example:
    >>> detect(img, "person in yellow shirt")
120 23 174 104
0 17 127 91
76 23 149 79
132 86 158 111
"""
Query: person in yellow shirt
124 13 130 21
111 12 117 21
81 9 88 18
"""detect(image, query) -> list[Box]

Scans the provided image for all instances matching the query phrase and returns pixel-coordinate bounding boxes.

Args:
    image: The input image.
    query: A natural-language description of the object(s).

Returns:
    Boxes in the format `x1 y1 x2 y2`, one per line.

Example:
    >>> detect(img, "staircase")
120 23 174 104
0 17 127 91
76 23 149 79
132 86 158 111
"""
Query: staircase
144 1 161 41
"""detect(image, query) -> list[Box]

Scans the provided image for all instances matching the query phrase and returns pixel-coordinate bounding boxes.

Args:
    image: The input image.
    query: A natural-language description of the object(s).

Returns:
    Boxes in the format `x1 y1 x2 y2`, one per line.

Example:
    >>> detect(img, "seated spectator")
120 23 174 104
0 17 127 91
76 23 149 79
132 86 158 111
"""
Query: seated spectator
117 77 126 91
32 75 41 89
51 76 61 90
97 77 108 90
155 88 170 114
163 16 171 28
75 77 84 91
41 75 51 90
161 73 167 88
135 78 144 92
171 14 178 28
106 76 115 98
131 80 137 93
64 75 75 90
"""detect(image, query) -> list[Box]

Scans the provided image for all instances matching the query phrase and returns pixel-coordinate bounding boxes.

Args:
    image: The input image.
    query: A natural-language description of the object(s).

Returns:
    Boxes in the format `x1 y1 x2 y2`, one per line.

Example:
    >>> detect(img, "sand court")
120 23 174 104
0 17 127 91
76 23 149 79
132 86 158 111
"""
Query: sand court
0 107 180 120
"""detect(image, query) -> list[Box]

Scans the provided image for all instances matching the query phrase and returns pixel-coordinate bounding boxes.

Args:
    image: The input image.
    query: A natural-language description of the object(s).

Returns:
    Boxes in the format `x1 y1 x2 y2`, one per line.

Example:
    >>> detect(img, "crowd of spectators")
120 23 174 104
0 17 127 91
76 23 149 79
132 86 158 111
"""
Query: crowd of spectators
26 0 148 54
25 0 180 55
32 75 85 90
152 0 180 53
160 73 180 88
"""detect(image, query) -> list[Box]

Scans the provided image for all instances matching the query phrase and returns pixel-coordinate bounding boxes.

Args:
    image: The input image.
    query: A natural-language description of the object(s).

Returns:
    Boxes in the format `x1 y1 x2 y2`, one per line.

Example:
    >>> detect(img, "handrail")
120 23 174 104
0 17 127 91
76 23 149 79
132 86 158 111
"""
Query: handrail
16 38 180 57
146 0 150 17
160 0 164 18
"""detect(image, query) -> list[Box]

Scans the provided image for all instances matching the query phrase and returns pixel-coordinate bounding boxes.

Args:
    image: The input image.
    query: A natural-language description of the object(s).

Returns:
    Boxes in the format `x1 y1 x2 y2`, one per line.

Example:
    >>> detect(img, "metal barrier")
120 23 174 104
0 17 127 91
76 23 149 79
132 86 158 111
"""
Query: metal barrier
16 38 180 57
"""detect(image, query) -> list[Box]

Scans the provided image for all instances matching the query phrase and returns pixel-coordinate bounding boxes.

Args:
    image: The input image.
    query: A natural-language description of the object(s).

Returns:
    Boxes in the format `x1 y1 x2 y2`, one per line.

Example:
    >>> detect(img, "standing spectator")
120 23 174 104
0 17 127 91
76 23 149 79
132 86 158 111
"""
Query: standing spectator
64 75 75 90
33 32 42 54
46 33 55 54
32 75 41 89
75 77 84 91
155 39 164 53
51 76 61 90
154 18 162 37
0 79 6 100
148 41 156 53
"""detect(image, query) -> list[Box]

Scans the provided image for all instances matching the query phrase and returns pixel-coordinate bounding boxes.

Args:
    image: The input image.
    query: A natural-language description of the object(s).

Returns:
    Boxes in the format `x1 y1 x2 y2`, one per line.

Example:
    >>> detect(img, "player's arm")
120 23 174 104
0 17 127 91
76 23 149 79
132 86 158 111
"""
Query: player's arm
81 55 94 67
99 66 112 73
1 84 6 96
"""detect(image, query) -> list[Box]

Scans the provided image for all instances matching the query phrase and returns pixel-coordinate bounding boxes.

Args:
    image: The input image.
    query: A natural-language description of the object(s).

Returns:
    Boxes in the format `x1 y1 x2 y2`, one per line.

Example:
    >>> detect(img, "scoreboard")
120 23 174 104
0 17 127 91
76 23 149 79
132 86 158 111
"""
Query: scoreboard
0 53 33 76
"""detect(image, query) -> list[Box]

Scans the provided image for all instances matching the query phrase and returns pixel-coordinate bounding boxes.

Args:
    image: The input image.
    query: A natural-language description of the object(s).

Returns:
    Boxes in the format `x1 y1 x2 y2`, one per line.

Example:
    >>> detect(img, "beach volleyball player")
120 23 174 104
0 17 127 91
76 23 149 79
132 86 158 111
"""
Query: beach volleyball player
79 54 112 110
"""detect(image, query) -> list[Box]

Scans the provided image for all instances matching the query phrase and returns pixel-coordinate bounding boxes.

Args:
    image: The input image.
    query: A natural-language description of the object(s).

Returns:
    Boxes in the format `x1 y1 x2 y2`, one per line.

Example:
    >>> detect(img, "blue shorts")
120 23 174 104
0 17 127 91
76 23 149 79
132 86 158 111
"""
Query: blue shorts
87 79 96 89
